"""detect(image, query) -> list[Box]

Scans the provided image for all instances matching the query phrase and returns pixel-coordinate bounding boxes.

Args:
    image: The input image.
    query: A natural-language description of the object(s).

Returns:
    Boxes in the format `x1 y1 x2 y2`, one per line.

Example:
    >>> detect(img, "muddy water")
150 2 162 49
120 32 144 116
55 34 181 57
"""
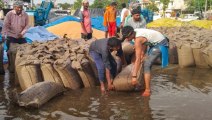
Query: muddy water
0 65 212 120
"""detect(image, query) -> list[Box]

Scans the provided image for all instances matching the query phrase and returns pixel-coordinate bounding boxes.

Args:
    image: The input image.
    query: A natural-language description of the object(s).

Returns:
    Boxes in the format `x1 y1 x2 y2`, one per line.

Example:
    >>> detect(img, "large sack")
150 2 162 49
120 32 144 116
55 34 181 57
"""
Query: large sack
191 42 210 68
169 42 178 64
16 64 43 90
75 59 96 88
87 55 99 85
122 41 134 64
8 43 20 73
13 81 64 108
0 42 4 74
40 64 63 85
113 64 143 91
202 44 212 68
176 42 195 68
54 59 83 89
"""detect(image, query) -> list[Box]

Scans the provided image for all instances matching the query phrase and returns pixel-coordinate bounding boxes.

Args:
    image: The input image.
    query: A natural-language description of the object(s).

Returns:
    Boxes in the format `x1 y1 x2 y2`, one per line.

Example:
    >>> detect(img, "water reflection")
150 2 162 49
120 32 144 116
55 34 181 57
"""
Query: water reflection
0 66 212 119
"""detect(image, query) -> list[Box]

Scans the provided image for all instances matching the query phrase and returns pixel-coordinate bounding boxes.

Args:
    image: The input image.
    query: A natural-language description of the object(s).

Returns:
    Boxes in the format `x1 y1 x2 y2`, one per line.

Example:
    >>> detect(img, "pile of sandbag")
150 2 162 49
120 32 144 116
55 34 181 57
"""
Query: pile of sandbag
15 38 98 90
151 26 212 68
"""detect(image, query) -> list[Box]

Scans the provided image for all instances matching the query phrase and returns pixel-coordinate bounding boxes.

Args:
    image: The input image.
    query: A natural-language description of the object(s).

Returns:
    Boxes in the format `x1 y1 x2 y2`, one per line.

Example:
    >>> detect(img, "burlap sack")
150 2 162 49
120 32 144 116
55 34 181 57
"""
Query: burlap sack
54 59 83 89
113 64 143 91
8 43 20 73
122 41 134 63
169 42 178 64
0 42 4 74
76 59 96 88
40 64 63 85
176 42 195 68
191 42 210 68
202 44 212 68
16 64 43 90
14 81 64 108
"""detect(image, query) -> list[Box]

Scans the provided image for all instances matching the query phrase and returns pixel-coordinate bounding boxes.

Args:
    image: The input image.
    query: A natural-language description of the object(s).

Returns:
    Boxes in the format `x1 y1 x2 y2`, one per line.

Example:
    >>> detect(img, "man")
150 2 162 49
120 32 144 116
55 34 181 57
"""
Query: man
122 26 169 96
2 1 29 73
2 1 29 50
120 3 130 29
79 0 92 40
122 8 147 64
103 2 117 37
89 37 125 93
124 8 146 29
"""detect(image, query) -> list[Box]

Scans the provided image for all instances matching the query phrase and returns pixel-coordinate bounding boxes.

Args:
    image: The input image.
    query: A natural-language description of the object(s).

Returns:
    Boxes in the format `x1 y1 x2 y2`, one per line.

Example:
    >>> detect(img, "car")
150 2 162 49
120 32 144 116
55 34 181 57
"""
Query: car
180 14 199 21
153 13 161 20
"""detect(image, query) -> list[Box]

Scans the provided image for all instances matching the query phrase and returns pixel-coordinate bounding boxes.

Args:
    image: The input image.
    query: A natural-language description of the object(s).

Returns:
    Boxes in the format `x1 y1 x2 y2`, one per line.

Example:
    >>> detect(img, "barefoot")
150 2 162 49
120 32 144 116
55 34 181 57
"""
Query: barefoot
141 90 151 97
131 79 138 86
100 85 107 94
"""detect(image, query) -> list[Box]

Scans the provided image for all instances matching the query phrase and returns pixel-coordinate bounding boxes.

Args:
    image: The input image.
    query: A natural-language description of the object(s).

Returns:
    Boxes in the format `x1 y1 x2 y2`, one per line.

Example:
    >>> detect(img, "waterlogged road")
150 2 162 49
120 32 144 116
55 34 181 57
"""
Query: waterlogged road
0 65 212 120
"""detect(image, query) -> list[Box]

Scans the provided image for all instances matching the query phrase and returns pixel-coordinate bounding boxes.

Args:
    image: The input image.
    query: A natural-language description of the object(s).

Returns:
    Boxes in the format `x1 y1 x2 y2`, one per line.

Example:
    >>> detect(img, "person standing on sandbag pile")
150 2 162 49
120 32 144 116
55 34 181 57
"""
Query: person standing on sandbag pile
1 1 29 71
89 37 126 93
122 26 169 97
79 0 92 40
103 2 117 38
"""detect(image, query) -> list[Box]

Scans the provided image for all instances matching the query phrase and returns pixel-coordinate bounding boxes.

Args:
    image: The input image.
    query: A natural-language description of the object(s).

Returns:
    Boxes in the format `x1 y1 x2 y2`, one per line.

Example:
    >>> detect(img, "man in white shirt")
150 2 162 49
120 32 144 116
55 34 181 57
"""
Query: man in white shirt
122 26 169 97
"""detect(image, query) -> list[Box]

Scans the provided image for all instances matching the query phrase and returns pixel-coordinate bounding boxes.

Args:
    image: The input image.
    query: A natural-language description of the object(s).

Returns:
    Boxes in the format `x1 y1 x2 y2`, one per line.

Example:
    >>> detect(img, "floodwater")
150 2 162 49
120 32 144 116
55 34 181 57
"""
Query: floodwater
0 65 212 120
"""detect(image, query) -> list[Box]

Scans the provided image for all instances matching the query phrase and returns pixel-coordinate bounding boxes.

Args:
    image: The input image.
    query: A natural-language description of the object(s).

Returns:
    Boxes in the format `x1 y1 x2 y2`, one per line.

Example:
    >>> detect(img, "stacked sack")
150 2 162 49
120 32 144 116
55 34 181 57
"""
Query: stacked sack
150 26 212 68
15 38 98 91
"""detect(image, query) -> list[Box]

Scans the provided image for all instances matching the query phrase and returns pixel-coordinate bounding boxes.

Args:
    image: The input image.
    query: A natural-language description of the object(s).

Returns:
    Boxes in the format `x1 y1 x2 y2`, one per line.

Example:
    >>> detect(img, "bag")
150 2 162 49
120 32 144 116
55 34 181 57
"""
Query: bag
13 81 64 108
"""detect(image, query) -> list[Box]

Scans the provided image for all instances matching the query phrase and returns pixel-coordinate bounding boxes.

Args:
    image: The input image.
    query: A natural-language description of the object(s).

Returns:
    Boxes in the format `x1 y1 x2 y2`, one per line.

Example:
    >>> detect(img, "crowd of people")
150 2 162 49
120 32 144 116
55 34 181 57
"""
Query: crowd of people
1 0 169 97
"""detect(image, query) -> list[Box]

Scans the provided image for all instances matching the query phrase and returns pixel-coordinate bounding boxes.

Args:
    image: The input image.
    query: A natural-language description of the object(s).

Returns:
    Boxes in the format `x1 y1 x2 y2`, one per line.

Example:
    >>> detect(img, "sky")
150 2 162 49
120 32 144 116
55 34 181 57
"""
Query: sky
34 0 94 5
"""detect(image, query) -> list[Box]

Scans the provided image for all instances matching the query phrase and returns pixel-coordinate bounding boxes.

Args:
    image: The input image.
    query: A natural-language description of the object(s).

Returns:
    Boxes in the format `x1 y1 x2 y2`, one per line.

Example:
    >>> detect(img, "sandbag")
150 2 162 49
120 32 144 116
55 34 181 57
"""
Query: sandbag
8 43 20 73
54 59 83 89
40 64 63 85
177 42 195 68
14 81 64 108
169 42 178 64
0 42 4 74
202 44 212 68
122 41 134 64
191 42 210 68
87 55 99 84
76 59 96 88
16 64 43 90
113 64 143 91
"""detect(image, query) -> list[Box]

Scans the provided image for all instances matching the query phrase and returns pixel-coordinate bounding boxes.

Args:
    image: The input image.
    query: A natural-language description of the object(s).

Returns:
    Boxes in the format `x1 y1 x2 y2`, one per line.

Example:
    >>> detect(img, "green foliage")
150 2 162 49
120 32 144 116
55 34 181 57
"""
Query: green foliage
160 0 170 17
58 3 72 10
73 0 82 10
185 0 212 12
147 3 159 12
0 0 4 8
90 0 129 9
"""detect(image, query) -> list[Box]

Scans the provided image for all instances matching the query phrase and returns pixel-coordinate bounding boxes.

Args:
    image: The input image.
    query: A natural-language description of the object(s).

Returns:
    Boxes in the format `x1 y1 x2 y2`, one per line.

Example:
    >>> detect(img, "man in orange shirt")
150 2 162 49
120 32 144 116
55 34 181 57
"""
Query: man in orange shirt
103 2 117 37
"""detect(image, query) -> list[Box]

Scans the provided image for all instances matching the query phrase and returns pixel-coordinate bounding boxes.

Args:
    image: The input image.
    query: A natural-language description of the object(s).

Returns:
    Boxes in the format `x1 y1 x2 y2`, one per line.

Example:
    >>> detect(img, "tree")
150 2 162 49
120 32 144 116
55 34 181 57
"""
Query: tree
0 0 4 8
185 0 212 13
73 0 82 10
147 3 159 12
160 0 170 17
58 3 72 10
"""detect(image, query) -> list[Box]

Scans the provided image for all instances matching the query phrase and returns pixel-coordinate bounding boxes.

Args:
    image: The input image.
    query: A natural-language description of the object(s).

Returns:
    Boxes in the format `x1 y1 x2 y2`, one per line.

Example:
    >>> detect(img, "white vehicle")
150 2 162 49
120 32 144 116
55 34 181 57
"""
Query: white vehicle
153 13 161 20
181 14 199 21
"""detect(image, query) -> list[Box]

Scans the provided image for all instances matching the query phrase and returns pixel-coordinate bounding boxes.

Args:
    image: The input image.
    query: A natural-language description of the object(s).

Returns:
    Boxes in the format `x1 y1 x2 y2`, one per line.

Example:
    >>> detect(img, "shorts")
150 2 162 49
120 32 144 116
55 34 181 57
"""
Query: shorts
6 37 27 51
81 33 92 40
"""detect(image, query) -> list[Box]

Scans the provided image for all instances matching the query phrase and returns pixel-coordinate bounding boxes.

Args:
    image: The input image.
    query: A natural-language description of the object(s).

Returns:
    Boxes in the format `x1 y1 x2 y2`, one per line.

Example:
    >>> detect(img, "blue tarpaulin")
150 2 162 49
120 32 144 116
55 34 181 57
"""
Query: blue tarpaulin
24 26 58 42
44 16 80 28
